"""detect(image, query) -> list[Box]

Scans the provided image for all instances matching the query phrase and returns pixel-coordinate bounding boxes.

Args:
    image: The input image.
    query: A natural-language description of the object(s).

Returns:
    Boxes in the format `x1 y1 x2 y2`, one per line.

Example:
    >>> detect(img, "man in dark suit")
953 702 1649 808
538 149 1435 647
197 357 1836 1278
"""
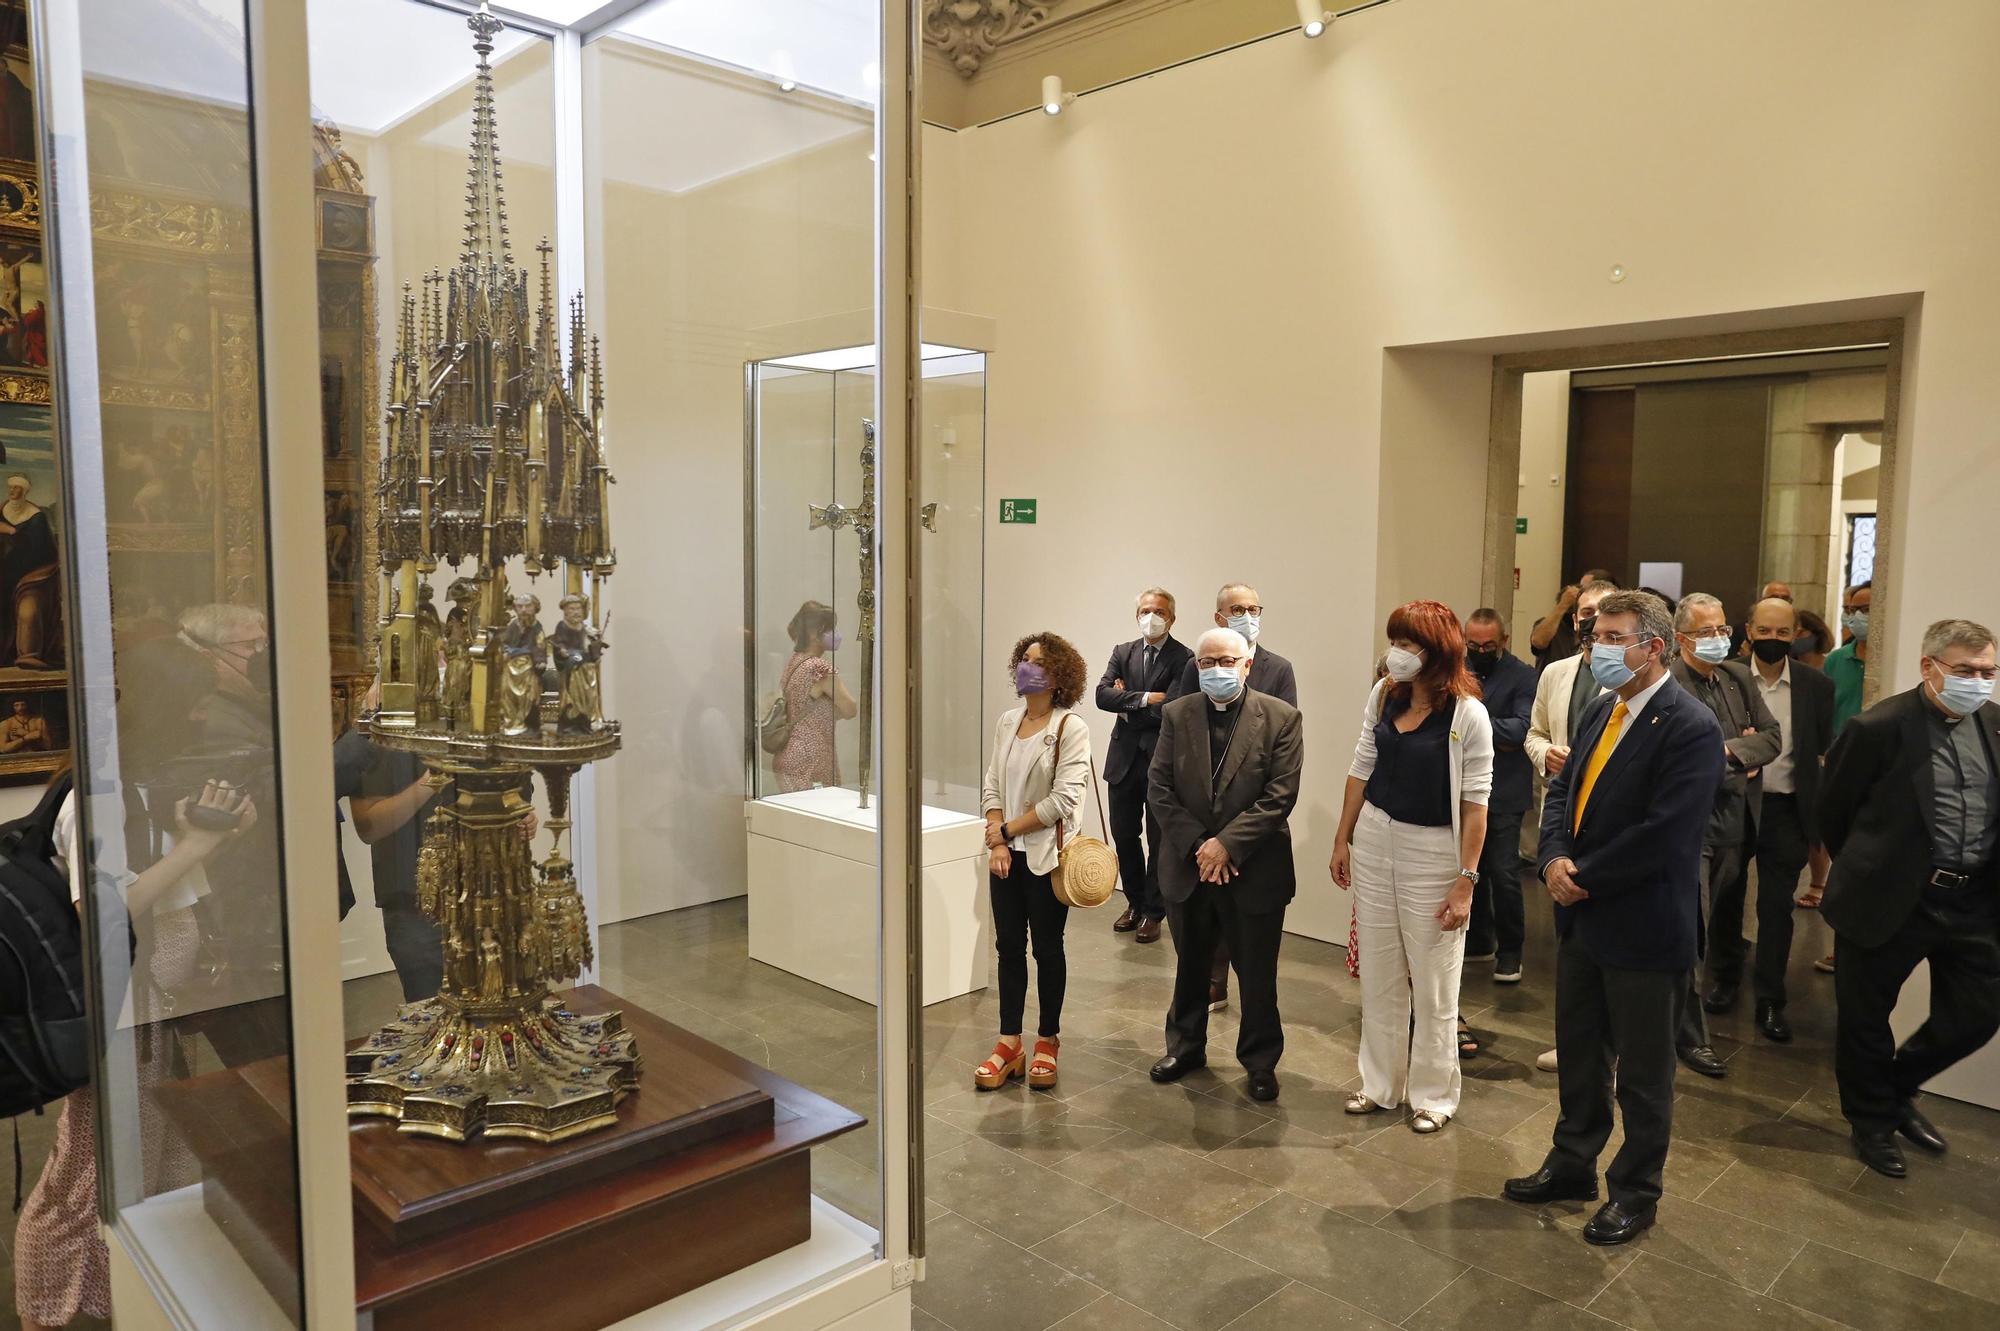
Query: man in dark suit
1709 596 1837 1042
1097 586 1194 943
1168 582 1297 1011
1464 609 1537 982
1504 591 1724 1246
1821 617 2000 1179
1147 626 1304 1103
1665 592 1781 1080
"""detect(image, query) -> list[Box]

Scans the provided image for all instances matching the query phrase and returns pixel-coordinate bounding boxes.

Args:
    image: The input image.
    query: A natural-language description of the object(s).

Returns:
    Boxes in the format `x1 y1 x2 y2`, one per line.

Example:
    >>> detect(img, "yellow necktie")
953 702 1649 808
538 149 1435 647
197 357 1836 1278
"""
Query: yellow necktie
1572 700 1629 833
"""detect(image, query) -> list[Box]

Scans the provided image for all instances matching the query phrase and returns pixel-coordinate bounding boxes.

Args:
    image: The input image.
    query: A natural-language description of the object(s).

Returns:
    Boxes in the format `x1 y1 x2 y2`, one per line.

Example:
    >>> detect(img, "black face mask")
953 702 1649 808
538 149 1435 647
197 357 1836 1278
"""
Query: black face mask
1576 615 1597 643
1467 646 1501 678
1751 637 1793 665
1789 634 1818 658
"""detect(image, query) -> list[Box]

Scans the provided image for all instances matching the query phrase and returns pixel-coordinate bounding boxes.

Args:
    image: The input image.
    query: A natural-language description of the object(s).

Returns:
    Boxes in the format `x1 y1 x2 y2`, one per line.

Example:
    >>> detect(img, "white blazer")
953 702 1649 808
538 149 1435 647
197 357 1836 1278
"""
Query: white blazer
981 705 1093 877
1345 679 1494 847
1525 652 1600 778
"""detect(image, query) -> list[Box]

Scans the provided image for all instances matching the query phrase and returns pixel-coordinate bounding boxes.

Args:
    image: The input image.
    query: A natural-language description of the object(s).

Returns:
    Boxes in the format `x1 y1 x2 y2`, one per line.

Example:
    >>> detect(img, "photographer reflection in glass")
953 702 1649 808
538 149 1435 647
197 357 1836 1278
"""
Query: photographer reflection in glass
14 638 259 1331
773 600 857 793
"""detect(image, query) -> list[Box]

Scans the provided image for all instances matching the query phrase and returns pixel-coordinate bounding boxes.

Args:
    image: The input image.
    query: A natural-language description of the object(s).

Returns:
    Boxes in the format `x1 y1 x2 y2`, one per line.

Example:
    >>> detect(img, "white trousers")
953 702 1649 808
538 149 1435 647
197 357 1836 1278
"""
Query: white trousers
1353 801 1465 1115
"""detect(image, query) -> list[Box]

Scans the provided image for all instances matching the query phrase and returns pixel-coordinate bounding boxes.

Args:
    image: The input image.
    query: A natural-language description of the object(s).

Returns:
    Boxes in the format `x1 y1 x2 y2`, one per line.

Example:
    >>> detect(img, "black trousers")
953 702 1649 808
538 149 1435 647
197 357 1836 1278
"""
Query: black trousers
1166 883 1286 1072
1675 835 1746 1052
1467 809 1527 960
1710 793 1809 1007
991 866 1070 1039
1835 881 2000 1136
1548 933 1680 1209
1108 767 1166 920
382 897 445 1002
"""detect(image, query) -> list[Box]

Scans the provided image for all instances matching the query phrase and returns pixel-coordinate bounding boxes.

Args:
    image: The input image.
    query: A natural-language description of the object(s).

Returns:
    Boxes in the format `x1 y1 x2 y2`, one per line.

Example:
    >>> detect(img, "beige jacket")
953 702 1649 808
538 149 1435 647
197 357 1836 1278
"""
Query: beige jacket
981 705 1093 877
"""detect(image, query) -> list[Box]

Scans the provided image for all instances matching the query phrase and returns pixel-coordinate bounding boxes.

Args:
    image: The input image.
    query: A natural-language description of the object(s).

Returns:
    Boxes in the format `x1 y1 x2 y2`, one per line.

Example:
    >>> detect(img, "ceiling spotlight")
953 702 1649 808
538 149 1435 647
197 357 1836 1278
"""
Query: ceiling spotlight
773 50 798 93
1041 74 1076 116
1296 0 1333 37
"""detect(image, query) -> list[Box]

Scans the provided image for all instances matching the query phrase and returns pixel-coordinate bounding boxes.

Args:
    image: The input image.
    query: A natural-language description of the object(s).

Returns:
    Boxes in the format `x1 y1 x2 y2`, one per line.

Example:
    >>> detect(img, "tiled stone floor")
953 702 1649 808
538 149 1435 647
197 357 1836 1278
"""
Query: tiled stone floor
5 888 1994 1331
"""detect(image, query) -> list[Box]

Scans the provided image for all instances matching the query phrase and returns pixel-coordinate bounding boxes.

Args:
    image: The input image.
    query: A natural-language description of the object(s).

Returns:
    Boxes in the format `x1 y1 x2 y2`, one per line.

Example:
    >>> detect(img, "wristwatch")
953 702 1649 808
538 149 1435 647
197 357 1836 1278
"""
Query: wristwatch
1457 868 1480 885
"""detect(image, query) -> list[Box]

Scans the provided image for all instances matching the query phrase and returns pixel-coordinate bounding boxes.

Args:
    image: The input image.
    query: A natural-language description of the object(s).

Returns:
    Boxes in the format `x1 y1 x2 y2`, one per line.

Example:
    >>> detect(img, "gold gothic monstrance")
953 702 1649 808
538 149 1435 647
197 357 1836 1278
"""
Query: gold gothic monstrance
347 3 632 1143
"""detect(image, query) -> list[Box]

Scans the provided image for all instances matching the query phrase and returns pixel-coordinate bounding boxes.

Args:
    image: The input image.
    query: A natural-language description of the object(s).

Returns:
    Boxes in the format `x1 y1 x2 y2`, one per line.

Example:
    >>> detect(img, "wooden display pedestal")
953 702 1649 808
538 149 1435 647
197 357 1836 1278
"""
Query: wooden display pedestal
165 986 865 1330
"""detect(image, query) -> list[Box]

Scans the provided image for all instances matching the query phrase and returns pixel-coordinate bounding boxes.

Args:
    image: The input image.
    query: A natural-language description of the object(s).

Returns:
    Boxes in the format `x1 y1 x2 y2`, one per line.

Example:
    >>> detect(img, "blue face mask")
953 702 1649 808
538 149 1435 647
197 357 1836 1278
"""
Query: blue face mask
1843 610 1870 642
1691 636 1731 664
1931 669 1995 717
1789 633 1819 658
1199 666 1244 703
1590 641 1639 691
1226 612 1260 644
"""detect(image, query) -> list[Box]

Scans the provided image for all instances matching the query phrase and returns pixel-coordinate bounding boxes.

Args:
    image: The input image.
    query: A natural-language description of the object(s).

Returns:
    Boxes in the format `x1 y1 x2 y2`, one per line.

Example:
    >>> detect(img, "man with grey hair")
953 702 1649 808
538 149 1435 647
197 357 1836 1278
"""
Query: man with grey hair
1664 592 1781 1079
1148 626 1304 1102
1169 583 1297 1011
1098 586 1194 942
1821 617 2000 1179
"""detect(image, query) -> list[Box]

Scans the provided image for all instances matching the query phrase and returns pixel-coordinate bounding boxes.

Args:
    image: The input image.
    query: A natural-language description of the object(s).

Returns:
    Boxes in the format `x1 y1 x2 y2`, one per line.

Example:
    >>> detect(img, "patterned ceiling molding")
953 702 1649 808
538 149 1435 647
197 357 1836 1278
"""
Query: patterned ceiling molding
923 0 1068 78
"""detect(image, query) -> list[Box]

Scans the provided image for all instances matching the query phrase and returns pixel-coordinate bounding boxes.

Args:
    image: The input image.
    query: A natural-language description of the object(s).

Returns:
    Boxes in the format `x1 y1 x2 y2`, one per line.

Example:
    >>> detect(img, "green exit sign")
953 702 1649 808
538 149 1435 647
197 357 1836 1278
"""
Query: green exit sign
999 498 1037 524
1516 516 1529 534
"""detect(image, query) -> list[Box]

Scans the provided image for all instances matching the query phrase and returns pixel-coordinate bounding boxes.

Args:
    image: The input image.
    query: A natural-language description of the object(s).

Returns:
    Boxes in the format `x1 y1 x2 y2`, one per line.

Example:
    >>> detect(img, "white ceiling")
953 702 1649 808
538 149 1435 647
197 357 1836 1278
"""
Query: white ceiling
605 0 880 105
309 0 539 136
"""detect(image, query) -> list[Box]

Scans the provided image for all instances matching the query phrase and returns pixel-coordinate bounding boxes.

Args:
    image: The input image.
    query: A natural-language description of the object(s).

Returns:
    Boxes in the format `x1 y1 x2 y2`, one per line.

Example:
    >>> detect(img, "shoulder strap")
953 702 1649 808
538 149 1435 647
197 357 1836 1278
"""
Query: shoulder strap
1051 714 1068 854
1048 714 1111 849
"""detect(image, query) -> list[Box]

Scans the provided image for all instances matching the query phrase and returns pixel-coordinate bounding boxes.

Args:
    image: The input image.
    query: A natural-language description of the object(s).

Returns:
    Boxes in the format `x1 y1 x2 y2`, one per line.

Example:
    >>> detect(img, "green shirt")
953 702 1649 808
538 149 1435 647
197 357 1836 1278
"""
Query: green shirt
1824 642 1866 735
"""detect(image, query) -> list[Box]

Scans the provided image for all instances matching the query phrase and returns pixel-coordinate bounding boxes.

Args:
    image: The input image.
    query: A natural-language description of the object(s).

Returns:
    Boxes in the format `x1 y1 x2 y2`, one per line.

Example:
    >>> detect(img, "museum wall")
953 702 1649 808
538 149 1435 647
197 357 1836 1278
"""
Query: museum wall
1513 373 1569 651
930 0 2000 942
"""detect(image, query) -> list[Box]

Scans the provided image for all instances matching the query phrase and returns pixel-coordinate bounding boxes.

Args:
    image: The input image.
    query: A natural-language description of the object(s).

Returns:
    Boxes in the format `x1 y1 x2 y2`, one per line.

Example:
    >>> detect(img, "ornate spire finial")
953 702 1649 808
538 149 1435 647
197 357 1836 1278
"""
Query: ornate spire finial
461 2 512 269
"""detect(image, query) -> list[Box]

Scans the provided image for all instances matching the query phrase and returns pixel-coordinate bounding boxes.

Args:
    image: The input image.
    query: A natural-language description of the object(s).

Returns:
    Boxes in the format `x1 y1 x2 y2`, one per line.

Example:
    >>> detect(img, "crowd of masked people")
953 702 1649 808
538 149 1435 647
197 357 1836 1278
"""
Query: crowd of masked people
976 576 1998 1248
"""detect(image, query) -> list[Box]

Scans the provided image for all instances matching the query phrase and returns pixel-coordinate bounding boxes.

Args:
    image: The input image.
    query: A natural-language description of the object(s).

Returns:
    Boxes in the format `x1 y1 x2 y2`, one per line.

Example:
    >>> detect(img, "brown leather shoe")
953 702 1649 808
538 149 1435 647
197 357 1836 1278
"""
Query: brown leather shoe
1136 917 1162 944
1113 909 1139 933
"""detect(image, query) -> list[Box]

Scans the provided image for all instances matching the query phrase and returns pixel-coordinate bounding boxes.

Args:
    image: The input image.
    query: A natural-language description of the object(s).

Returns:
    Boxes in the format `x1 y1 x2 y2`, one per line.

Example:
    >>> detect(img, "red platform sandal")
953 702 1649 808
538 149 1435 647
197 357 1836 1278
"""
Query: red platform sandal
1027 1038 1060 1091
973 1039 1025 1091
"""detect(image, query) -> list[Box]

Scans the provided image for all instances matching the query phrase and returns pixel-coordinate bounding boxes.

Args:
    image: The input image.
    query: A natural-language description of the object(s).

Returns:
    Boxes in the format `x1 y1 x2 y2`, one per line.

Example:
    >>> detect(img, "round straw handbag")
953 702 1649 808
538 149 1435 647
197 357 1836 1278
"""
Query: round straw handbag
1049 714 1119 909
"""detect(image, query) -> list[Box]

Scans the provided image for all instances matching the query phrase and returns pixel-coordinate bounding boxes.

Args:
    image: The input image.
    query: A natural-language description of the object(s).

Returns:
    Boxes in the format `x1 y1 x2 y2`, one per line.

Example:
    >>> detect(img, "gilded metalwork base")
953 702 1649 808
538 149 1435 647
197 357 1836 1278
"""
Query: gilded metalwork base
347 994 641 1143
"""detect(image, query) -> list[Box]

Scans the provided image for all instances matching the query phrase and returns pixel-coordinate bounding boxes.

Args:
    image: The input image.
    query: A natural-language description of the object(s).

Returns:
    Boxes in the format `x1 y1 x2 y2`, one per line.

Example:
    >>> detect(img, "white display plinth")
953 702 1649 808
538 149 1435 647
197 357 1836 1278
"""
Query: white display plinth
747 787 989 1006
1893 962 2000 1112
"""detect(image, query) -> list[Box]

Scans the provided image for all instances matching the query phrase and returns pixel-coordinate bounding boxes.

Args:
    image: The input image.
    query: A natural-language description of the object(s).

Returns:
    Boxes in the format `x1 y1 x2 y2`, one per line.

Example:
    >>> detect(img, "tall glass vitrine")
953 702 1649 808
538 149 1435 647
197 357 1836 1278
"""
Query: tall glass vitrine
34 2 926 1328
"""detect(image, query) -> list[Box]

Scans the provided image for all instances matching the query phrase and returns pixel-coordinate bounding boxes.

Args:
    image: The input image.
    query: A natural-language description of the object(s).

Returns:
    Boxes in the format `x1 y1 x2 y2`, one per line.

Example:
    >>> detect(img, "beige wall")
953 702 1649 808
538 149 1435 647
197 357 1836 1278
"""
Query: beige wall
932 0 2000 940
1513 372 1570 651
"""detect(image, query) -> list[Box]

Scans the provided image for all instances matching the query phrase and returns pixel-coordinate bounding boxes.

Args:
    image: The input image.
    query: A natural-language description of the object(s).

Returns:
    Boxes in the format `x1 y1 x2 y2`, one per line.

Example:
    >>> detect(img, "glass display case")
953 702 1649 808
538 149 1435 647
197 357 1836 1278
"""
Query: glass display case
35 1 926 1328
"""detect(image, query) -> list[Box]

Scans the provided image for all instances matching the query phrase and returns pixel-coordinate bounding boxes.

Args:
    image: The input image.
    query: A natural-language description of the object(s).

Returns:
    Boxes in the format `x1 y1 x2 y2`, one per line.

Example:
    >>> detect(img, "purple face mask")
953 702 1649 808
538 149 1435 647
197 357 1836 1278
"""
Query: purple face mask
822 628 844 652
1015 661 1051 697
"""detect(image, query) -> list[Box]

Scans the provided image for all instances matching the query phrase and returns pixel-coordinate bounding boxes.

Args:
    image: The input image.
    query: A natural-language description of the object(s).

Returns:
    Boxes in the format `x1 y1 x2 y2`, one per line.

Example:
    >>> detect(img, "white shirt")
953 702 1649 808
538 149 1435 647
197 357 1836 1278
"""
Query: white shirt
1753 660 1796 795
1002 731 1039 851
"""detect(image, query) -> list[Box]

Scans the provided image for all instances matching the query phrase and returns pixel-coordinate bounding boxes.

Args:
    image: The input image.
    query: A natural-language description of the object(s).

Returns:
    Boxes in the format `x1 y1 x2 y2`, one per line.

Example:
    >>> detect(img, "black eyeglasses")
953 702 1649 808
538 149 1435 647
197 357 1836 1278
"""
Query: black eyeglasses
1196 656 1247 670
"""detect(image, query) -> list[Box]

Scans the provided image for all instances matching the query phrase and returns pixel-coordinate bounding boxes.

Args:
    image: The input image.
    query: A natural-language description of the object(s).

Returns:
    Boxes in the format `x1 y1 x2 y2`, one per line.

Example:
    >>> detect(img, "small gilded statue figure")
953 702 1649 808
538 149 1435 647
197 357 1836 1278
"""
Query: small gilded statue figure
496 592 553 734
552 592 607 733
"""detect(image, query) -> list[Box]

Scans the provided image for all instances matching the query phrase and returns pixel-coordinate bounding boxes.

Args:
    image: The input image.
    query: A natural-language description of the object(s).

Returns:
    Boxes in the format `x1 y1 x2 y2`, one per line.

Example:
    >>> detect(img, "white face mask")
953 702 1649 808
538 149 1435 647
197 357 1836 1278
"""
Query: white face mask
1384 645 1424 682
1137 612 1168 641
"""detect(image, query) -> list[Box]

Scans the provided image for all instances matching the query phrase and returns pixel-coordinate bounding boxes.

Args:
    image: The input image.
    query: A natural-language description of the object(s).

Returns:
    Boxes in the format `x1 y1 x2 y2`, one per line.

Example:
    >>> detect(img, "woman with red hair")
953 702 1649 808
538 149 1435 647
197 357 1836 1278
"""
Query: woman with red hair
1332 600 1493 1133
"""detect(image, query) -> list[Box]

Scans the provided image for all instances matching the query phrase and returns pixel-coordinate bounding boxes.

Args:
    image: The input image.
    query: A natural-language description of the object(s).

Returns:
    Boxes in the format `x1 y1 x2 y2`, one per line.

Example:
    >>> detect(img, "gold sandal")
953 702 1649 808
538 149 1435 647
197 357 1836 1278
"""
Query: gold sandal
1027 1038 1060 1091
974 1039 1025 1091
1411 1109 1451 1134
1345 1092 1385 1115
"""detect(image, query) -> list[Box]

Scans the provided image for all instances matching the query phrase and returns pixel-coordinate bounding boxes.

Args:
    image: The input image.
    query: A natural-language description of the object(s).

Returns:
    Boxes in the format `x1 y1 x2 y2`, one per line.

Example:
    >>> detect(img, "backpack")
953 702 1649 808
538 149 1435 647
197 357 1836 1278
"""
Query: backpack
759 658 808 755
0 775 92 1120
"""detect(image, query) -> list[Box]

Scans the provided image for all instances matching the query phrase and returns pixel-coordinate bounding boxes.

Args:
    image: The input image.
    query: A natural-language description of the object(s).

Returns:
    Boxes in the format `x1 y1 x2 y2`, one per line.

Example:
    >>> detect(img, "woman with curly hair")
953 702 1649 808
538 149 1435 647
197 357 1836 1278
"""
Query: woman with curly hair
974 632 1092 1091
1332 601 1493 1134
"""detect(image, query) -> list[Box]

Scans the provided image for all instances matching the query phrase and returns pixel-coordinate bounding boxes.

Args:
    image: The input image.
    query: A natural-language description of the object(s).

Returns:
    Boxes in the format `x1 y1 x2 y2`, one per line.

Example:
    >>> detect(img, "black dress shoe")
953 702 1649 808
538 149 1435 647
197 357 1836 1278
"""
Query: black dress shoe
1897 1100 1948 1154
1246 1070 1279 1102
1853 1129 1908 1178
1582 1200 1655 1246
1502 1166 1599 1205
1113 909 1139 933
1149 1053 1206 1084
1755 1002 1793 1043
1679 1045 1728 1078
1136 917 1162 945
1702 980 1740 1015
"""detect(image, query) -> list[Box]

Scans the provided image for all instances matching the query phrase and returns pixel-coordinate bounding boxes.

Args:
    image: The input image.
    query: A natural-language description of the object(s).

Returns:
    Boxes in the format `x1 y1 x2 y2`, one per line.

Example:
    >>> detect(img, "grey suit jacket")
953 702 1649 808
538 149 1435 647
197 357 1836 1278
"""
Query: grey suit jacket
1146 688 1304 915
1668 655 1782 840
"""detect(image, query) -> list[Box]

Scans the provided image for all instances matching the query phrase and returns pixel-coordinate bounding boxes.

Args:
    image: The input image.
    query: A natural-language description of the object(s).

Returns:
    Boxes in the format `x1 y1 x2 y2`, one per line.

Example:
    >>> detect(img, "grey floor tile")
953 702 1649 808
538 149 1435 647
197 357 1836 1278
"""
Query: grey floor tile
1208 1194 1466 1323
1056 1130 1277 1237
1217 1280 1398 1330
1032 1204 1290 1331
1940 1228 2000 1305
1049 1293 1177 1330
1064 1070 1282 1153
1846 1138 2000 1240
1696 1159 1962 1279
1769 1239 2000 1330
924 1137 1115 1248
911 1308 951 1331
1208 1120 1431 1224
1356 1117 1551 1194
1585 1252 1849 1331
1401 1268 1624 1330
1214 1070 1400 1143
1379 1181 1633 1307
1552 1194 1804 1293
915 1212 1104 1331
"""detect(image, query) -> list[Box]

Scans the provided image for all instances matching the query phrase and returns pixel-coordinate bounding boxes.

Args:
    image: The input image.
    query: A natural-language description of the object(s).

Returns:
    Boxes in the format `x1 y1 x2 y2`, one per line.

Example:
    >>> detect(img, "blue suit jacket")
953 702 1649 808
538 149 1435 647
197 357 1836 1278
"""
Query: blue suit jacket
1536 674 1724 972
1479 652 1538 816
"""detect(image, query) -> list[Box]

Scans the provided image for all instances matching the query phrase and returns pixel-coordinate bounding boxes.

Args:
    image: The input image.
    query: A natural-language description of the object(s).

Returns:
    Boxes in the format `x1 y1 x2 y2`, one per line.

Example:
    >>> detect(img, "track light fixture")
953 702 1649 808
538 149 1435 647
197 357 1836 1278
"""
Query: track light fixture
1041 74 1076 116
773 49 798 92
1296 0 1333 38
